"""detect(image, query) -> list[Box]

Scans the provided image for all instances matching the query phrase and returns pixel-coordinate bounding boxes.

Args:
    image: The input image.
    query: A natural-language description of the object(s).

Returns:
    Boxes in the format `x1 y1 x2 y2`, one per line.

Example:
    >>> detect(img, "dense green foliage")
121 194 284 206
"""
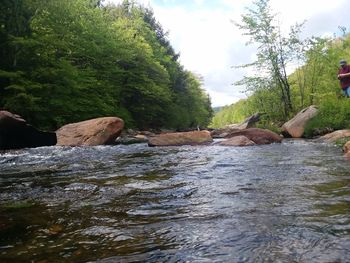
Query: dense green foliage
234 0 304 119
212 0 350 135
304 98 350 137
0 0 212 130
210 99 250 128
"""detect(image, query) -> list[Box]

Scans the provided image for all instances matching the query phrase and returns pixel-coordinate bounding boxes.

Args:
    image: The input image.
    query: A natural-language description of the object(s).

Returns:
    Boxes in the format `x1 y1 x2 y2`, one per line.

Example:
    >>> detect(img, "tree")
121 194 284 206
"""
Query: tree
234 0 305 120
0 0 212 130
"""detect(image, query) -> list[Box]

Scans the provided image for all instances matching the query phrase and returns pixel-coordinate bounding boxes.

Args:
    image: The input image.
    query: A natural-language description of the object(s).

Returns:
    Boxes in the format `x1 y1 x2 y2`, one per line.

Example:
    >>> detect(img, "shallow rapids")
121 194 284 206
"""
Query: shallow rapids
0 140 349 262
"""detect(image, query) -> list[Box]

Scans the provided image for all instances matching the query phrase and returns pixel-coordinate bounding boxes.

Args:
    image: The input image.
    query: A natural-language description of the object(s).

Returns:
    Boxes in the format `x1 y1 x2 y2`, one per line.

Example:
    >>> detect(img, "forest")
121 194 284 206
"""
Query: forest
0 0 213 131
211 0 350 137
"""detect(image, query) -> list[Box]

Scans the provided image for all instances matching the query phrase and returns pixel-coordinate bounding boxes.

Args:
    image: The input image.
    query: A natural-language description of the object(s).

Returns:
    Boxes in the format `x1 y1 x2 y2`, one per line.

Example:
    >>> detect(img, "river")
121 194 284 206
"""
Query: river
0 140 349 262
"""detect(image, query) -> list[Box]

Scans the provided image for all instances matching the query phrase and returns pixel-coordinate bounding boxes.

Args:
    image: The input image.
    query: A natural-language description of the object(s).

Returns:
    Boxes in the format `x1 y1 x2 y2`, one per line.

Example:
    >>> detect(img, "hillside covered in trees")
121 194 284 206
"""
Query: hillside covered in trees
0 0 213 130
211 0 350 136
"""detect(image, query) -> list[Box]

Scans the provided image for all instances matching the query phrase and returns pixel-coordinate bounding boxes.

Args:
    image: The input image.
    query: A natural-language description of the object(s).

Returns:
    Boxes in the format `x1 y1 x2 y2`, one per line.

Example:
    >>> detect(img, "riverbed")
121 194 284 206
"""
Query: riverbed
0 140 349 262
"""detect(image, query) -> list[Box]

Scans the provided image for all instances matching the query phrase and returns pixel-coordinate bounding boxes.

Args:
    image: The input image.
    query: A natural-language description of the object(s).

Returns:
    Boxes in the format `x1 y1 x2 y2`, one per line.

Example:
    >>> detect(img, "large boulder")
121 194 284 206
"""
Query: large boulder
281 105 318 138
148 130 213 147
343 141 350 158
56 117 124 146
211 113 262 138
0 110 57 150
215 135 256 146
318 129 350 143
225 128 282 145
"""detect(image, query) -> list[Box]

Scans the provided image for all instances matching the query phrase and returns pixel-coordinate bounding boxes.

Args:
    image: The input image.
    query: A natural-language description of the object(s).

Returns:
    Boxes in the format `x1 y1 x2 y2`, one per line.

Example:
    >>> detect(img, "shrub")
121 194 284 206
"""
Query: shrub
304 97 350 137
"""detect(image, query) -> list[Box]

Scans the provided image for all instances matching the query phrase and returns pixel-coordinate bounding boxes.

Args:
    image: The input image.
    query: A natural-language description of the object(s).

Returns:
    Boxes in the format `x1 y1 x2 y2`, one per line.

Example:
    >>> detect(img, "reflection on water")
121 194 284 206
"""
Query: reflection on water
0 140 349 262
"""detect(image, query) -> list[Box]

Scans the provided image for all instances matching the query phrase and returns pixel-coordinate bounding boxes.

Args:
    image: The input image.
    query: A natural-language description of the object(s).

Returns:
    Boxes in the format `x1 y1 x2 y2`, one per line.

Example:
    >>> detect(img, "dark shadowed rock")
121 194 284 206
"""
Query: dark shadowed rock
148 130 213 147
114 129 154 145
225 128 282 145
215 135 256 146
281 105 318 138
115 134 149 145
56 117 124 146
0 110 57 150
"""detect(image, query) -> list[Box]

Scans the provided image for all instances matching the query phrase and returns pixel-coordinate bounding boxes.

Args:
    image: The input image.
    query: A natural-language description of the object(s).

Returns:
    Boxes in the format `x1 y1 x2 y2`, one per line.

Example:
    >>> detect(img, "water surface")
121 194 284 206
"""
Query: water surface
0 140 349 262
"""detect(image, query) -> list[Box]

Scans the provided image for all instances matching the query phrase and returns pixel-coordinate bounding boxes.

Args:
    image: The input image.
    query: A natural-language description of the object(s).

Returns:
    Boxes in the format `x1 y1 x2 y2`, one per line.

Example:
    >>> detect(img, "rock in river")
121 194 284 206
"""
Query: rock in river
148 130 213 147
318 129 350 143
281 105 318 138
56 117 124 146
215 135 256 146
343 141 350 158
0 110 57 150
211 113 262 138
225 128 282 145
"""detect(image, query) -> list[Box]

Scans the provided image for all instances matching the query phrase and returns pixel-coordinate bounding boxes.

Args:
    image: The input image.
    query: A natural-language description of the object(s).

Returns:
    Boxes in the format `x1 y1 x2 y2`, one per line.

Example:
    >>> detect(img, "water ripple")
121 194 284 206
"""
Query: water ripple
0 141 349 262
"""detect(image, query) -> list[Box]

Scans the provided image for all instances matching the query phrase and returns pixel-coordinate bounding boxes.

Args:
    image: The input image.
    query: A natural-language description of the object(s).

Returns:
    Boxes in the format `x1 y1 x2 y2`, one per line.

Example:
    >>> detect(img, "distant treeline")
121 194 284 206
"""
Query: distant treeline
0 0 213 130
211 0 350 135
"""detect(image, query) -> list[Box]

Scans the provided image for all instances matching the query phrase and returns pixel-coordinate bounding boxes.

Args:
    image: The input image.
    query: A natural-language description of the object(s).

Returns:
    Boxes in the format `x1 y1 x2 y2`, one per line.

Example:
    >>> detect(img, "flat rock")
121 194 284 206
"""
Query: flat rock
215 135 256 146
148 130 213 147
318 129 350 142
225 128 282 145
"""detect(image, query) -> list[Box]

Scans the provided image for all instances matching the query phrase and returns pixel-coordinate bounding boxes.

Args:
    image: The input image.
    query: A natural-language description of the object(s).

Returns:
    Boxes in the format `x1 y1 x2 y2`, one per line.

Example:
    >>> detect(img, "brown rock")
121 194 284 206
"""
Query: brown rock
281 105 318 138
343 141 350 157
56 117 124 146
318 130 350 142
0 110 57 150
148 130 213 147
216 135 256 146
225 128 282 145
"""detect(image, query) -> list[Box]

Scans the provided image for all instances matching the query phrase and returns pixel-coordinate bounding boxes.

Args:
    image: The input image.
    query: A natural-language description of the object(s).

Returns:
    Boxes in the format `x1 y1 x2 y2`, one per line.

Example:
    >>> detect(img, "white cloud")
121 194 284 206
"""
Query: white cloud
270 0 347 24
194 0 205 5
151 5 251 107
106 0 349 107
207 89 245 108
154 7 237 72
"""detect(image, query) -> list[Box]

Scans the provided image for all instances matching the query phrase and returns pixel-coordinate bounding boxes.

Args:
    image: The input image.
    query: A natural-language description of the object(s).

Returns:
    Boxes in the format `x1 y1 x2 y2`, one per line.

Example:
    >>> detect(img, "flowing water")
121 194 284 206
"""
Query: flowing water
0 140 349 263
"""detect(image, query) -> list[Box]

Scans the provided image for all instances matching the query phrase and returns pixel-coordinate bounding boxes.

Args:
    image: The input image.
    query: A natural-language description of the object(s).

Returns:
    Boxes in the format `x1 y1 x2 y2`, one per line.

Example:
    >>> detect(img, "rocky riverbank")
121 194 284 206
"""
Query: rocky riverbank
1 109 350 159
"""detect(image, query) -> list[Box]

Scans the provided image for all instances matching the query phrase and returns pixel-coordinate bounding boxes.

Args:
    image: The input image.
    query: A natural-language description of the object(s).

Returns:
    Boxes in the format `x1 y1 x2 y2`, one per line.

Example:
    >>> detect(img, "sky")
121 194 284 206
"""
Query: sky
107 0 349 107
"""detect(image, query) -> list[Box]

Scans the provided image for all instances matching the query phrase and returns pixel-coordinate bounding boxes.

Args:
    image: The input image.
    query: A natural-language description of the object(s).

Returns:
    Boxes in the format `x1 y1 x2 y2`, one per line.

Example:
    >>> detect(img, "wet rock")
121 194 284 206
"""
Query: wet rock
211 113 262 138
115 135 148 145
56 117 124 146
0 110 57 150
115 130 151 145
318 129 350 142
281 105 318 138
148 130 213 147
215 135 256 146
47 224 64 235
225 128 282 145
343 141 350 157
